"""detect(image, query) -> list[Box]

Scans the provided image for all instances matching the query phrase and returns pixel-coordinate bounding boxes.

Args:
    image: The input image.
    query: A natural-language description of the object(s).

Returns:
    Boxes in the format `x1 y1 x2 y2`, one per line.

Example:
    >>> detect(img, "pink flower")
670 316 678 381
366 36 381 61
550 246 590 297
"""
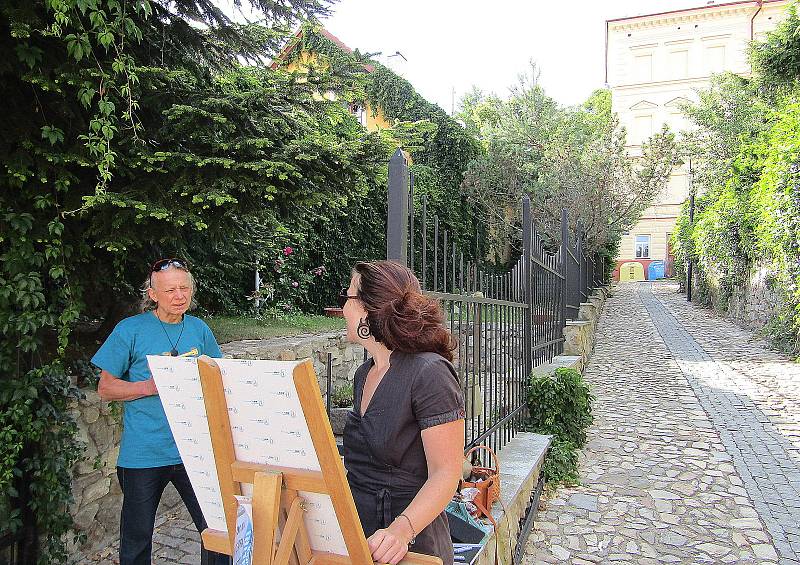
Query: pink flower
283 246 294 256
291 281 299 288
312 265 326 276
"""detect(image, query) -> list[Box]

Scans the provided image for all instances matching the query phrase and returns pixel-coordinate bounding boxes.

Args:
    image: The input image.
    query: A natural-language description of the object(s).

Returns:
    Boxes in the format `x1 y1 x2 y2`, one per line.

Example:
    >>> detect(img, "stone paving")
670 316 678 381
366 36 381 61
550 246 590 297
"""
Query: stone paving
78 507 201 564
524 281 799 564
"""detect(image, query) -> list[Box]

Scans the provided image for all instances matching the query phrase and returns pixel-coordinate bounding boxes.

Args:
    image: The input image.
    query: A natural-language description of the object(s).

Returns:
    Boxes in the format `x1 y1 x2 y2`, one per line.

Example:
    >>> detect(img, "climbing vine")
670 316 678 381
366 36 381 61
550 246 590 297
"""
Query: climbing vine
674 5 800 354
2 0 338 561
283 24 489 264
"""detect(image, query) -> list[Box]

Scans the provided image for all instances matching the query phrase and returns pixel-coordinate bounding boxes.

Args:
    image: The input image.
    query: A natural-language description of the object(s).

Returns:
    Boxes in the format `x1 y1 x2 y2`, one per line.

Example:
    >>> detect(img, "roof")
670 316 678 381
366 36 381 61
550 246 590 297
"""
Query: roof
270 26 375 73
606 0 786 25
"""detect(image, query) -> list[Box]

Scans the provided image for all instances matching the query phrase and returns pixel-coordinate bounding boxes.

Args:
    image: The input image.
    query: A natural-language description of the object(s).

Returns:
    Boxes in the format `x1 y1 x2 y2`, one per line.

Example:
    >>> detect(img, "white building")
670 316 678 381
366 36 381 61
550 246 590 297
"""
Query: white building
606 0 788 281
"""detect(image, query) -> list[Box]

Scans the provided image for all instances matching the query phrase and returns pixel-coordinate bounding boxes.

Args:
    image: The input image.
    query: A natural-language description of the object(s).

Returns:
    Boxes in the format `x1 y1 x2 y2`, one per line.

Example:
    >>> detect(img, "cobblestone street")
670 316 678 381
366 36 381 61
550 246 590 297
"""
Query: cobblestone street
525 281 800 564
80 507 201 564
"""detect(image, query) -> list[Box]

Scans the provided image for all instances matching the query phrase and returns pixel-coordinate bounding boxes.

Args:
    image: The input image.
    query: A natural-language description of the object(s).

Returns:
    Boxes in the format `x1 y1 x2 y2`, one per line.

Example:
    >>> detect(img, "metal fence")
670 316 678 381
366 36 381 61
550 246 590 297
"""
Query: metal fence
385 149 605 454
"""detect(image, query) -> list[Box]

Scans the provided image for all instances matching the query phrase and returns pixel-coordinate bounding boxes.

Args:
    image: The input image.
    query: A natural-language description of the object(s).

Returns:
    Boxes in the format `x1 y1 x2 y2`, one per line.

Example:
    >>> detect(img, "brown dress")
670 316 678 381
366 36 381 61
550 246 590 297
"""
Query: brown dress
343 351 466 565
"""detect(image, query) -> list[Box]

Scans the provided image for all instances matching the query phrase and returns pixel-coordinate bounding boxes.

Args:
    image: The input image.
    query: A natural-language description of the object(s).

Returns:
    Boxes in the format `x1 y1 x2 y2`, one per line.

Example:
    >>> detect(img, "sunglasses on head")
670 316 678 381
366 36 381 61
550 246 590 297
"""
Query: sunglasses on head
149 258 188 287
338 288 359 309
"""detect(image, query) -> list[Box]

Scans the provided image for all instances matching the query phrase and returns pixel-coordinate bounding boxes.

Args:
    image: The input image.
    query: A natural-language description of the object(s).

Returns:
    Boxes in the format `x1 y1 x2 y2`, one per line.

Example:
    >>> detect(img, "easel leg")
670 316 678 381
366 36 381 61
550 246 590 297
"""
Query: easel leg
274 497 306 563
252 471 282 565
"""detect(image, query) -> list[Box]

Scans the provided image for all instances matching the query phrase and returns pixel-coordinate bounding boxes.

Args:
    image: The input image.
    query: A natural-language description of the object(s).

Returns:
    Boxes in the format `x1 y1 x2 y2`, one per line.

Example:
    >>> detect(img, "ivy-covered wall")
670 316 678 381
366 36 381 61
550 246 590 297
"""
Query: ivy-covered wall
673 6 800 355
283 24 490 266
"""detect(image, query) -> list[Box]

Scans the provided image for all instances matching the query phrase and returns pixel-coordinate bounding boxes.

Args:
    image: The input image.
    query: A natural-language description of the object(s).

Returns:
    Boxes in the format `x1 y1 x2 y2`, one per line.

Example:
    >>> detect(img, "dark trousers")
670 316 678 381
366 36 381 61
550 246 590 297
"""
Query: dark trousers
116 465 230 565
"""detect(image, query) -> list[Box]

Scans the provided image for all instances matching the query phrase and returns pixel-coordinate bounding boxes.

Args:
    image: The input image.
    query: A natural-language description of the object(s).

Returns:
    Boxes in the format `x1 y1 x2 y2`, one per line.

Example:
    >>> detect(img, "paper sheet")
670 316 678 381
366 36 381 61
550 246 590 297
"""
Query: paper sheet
148 356 348 555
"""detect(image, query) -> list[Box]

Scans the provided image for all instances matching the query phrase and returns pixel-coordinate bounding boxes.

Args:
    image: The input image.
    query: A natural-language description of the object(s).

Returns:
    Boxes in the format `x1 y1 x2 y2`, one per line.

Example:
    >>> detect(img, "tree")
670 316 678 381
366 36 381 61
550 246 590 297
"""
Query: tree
673 2 800 353
460 66 677 265
0 0 400 561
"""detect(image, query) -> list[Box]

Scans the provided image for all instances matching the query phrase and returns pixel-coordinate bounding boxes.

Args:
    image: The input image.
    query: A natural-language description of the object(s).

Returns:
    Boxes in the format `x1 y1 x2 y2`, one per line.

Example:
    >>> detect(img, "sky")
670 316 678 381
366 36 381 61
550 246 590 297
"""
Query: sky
225 0 713 112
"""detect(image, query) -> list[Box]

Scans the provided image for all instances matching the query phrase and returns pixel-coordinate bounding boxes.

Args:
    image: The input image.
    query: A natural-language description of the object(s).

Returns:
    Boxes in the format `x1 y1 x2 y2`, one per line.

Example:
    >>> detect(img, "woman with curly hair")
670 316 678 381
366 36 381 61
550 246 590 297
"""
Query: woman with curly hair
339 261 465 565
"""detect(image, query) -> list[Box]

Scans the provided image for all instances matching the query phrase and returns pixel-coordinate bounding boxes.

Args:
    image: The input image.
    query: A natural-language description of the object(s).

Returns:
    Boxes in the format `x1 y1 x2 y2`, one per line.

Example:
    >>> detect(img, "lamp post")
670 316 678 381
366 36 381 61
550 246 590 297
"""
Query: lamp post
686 159 695 302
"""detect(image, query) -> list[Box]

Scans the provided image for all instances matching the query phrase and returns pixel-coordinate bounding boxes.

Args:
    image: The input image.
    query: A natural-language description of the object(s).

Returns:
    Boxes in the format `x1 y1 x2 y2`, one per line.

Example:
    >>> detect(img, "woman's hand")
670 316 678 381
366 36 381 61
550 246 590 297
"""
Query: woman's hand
367 520 412 565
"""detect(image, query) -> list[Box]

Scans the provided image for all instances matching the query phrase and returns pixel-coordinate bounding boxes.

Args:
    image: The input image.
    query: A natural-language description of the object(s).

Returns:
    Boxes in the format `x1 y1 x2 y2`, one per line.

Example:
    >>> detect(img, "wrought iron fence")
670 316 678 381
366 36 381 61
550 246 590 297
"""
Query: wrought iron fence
0 529 20 565
385 149 604 453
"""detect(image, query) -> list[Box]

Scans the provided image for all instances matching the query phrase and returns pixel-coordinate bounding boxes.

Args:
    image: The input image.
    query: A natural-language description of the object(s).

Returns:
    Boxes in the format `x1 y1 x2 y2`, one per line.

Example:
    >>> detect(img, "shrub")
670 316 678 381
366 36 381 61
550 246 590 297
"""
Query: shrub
330 384 354 408
526 367 594 486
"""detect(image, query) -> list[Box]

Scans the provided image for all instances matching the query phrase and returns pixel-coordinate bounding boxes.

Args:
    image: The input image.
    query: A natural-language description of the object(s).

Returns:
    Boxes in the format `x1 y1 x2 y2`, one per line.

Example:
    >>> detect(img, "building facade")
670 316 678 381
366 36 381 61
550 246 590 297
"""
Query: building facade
606 0 788 281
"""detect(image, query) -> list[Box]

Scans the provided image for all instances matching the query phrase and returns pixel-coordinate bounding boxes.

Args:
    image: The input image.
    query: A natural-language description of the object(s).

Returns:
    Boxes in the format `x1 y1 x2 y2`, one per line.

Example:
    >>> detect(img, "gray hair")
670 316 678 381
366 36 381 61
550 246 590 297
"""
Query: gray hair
140 265 198 312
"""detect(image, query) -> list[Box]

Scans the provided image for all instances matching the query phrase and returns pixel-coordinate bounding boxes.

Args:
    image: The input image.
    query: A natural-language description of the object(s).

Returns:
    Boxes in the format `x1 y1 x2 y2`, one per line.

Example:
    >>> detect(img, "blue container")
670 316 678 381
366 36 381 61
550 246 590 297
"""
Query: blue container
648 260 666 280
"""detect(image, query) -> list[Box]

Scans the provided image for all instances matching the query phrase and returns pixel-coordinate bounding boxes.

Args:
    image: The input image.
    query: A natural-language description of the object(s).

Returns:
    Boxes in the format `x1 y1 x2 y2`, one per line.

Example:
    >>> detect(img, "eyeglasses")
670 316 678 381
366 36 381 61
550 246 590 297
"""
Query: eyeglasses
150 258 188 288
338 288 359 309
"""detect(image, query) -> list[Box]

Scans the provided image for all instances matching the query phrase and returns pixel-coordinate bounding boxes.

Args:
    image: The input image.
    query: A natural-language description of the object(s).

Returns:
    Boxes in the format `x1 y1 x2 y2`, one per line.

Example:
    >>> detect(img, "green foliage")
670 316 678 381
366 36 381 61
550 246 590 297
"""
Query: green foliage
750 4 800 96
330 383 354 409
0 368 84 563
540 437 580 486
675 7 800 354
283 25 489 266
365 63 488 264
526 368 594 487
460 66 678 261
1 0 342 560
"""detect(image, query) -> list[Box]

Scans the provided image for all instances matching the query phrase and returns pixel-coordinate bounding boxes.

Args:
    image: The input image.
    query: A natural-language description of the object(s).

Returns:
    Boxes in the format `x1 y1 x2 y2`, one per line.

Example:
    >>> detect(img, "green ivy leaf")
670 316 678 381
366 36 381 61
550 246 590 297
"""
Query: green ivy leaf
15 43 43 69
41 125 65 146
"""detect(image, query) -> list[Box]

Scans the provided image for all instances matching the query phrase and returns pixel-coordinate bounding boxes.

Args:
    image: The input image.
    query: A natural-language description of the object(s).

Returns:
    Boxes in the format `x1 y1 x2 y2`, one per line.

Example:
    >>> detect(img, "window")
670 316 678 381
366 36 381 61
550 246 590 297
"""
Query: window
348 102 367 127
705 45 725 74
633 114 653 145
669 50 689 79
634 54 653 82
635 235 650 258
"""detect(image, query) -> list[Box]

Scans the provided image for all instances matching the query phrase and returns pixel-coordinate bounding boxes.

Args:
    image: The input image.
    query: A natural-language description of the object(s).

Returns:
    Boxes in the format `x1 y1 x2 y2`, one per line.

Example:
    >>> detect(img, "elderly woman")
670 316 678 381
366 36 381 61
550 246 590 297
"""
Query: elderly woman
339 261 465 565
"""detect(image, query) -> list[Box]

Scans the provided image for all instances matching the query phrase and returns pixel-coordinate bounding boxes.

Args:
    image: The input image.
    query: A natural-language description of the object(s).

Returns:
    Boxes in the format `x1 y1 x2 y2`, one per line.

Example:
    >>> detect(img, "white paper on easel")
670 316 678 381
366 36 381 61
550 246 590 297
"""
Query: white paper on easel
148 356 349 555
148 356 227 531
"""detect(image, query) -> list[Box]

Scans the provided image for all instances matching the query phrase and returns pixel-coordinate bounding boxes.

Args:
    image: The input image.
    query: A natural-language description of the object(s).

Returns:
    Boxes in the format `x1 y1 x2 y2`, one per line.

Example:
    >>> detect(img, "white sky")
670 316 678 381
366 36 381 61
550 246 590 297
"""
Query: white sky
224 0 712 111
317 0 705 111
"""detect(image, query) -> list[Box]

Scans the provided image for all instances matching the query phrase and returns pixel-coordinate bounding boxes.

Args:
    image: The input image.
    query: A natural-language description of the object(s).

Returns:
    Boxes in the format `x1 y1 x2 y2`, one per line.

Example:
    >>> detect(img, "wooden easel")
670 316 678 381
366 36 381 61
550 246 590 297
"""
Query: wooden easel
196 357 442 565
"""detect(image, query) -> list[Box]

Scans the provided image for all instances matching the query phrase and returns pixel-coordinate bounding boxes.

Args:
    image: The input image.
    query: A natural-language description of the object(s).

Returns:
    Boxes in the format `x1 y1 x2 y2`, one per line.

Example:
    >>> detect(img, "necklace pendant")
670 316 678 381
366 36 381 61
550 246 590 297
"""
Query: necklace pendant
170 349 179 357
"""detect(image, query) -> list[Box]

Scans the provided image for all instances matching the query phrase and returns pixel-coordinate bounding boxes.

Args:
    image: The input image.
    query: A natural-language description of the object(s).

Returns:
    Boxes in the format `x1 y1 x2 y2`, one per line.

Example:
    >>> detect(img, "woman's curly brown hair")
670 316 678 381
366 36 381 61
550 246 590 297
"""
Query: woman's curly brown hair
353 261 456 361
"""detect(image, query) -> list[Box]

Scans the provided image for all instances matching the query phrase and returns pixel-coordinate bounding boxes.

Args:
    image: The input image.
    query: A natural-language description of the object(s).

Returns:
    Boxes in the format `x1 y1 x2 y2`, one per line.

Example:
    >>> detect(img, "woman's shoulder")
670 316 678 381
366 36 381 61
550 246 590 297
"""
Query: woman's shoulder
399 350 452 366
399 351 457 382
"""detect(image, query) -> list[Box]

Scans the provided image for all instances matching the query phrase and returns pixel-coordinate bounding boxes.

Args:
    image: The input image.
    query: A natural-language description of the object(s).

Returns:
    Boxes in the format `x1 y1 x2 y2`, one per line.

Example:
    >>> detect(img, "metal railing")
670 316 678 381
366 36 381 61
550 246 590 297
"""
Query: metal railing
385 149 605 454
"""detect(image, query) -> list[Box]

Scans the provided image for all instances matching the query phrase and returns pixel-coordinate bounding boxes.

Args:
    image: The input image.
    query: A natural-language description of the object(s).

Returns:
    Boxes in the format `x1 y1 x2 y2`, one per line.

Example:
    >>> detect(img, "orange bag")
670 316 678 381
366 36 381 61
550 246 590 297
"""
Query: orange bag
461 445 500 519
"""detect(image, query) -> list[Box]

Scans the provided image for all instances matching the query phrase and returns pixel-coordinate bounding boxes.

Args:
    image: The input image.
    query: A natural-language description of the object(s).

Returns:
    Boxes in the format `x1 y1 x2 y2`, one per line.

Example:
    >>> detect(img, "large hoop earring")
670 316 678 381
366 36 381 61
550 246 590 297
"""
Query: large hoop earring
357 318 371 339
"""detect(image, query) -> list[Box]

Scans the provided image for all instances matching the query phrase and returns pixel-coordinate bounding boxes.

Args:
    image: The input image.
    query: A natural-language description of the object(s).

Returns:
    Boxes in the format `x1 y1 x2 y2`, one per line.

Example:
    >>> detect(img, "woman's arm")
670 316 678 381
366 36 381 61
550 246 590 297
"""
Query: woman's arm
97 370 158 401
368 418 465 564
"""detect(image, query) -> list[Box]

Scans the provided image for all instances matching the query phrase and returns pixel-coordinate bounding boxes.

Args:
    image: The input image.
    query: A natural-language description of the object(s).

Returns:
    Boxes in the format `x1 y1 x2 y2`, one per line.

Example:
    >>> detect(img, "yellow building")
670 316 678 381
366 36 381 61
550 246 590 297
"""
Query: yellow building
270 27 392 132
606 0 788 281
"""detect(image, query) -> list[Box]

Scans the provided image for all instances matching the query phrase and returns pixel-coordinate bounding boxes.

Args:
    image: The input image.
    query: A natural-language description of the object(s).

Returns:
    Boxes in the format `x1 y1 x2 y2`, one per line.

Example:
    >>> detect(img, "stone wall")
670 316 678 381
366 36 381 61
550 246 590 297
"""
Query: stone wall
725 264 784 332
69 330 364 556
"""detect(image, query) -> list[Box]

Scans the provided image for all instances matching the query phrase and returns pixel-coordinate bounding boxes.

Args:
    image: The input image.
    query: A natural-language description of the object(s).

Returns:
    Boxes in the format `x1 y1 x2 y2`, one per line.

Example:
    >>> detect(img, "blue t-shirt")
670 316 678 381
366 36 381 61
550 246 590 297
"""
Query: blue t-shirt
91 312 223 468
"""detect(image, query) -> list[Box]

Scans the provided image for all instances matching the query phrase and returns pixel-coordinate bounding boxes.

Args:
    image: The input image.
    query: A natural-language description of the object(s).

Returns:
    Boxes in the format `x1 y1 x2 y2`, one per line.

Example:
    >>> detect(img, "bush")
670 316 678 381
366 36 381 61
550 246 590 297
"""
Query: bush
541 437 580 486
330 384 354 408
526 367 594 486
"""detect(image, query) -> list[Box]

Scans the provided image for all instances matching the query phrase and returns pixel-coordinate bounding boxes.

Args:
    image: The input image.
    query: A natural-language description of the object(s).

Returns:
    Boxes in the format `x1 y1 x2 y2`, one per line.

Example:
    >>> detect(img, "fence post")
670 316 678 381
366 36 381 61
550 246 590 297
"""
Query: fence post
576 220 584 302
522 195 533 379
560 208 569 325
387 148 409 265
687 189 695 302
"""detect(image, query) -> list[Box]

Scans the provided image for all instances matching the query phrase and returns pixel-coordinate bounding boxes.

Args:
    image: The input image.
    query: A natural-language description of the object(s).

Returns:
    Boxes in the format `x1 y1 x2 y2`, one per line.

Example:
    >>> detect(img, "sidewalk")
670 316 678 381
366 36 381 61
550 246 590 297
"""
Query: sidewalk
524 281 800 564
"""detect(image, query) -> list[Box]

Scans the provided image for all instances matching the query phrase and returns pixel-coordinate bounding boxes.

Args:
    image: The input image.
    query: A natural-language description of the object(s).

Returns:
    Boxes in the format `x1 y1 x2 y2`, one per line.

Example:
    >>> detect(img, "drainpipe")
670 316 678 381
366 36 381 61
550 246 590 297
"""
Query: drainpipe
750 0 764 41
604 20 609 86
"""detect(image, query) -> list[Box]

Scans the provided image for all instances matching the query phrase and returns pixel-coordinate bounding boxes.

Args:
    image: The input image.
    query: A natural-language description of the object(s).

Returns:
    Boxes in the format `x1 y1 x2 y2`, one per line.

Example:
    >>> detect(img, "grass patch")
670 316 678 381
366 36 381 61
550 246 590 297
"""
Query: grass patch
207 313 346 343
